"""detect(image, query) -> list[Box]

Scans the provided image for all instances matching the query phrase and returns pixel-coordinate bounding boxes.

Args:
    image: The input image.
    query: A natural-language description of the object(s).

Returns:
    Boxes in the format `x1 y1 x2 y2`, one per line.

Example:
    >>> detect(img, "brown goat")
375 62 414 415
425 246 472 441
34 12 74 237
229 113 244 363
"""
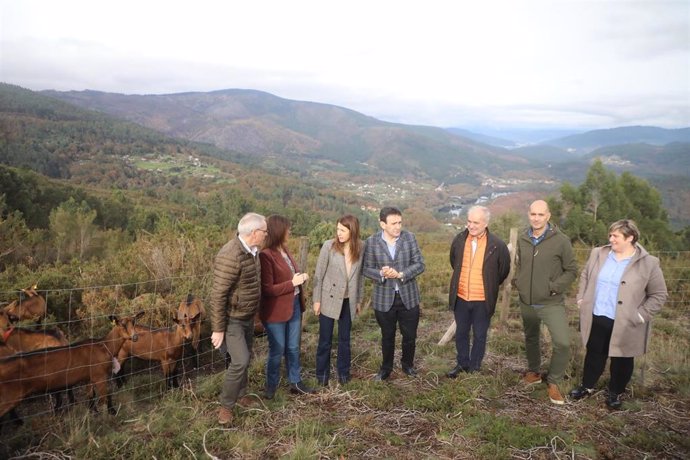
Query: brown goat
2 285 47 323
0 309 73 414
177 294 206 353
0 312 143 419
0 310 68 351
0 344 22 427
116 312 199 389
0 344 13 358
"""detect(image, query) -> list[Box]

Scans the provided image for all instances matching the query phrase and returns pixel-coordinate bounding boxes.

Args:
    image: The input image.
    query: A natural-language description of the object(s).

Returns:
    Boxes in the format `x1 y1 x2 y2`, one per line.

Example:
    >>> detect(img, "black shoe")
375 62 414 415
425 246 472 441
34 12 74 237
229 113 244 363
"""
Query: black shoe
606 392 622 410
373 370 391 381
317 376 329 386
569 385 594 400
290 381 315 395
402 366 418 377
337 375 351 384
446 364 469 379
264 388 276 400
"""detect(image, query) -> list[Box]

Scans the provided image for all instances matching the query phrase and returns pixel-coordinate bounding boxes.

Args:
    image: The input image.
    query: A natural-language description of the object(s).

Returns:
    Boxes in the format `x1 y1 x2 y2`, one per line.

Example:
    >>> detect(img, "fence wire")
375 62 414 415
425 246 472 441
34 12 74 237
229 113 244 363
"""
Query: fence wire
1 251 688 435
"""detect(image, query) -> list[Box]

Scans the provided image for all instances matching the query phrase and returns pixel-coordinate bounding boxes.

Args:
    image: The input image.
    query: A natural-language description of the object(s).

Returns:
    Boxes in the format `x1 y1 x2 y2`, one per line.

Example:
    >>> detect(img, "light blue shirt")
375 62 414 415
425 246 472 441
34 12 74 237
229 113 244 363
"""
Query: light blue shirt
593 251 632 320
382 233 398 260
528 223 551 246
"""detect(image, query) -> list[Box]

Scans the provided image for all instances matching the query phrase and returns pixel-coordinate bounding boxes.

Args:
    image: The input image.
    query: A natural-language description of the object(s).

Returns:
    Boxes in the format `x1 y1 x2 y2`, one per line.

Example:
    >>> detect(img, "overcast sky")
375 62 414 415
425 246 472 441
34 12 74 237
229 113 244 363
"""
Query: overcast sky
1 0 688 130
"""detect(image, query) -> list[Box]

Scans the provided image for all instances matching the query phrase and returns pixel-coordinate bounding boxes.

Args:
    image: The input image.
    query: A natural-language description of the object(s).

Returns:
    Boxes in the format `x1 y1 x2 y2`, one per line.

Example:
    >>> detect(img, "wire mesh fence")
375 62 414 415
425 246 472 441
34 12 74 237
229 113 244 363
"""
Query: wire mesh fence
1 250 688 433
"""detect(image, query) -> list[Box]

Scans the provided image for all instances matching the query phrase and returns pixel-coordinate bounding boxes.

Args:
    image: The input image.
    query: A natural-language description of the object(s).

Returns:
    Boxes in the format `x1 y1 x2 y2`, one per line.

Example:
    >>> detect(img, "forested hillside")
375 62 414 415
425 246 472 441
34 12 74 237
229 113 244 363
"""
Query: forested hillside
543 125 690 152
0 84 382 273
42 87 529 182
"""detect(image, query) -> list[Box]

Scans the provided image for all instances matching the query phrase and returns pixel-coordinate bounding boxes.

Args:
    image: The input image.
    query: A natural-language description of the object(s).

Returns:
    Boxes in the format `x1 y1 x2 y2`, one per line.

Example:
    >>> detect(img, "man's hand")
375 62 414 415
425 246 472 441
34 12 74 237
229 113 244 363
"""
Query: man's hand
382 266 401 279
313 302 321 315
211 331 225 349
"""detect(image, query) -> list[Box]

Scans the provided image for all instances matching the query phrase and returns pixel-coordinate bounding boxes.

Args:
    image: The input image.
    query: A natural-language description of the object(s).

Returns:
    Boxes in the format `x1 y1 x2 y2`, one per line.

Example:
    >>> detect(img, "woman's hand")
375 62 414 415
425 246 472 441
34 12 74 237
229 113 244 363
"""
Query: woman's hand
576 299 582 309
292 272 309 286
355 303 361 315
313 302 321 316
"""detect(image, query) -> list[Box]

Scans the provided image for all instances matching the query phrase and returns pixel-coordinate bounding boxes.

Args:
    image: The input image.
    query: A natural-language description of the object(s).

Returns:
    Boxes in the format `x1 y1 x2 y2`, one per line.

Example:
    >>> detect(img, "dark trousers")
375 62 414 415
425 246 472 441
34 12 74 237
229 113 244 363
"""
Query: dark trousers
374 293 419 372
453 297 491 371
315 299 352 383
582 314 635 395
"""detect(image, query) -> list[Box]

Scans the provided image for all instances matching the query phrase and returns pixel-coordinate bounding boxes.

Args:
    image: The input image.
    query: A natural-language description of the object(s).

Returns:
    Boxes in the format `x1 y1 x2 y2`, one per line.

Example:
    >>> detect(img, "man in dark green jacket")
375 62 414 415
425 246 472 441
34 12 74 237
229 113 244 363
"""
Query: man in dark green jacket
514 200 577 405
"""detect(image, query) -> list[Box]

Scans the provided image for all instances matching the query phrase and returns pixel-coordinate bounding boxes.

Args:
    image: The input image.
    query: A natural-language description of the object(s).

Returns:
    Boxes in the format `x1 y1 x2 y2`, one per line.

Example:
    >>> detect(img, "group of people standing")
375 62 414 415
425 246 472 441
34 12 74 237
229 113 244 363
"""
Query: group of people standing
209 200 667 425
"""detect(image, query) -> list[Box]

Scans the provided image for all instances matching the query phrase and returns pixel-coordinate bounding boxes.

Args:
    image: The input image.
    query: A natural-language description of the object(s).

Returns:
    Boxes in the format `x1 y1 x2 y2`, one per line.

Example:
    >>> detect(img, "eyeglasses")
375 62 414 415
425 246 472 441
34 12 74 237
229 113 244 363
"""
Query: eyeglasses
256 228 268 234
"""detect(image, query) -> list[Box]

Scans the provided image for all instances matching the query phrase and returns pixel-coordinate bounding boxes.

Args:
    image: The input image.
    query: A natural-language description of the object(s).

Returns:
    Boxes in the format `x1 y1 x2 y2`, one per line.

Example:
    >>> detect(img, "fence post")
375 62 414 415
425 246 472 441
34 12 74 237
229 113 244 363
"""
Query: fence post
298 237 310 274
498 227 518 328
299 236 310 332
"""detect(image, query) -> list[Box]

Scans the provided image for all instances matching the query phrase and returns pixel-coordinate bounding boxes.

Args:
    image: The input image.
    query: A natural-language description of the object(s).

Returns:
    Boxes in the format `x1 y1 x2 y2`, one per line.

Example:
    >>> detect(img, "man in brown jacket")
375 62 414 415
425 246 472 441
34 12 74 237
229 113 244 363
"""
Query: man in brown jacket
210 212 267 425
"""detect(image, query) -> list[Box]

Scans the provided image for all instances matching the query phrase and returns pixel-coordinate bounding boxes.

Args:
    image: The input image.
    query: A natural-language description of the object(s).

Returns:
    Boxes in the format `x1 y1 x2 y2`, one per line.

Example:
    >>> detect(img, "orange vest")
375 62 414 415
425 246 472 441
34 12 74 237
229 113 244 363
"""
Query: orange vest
457 234 486 301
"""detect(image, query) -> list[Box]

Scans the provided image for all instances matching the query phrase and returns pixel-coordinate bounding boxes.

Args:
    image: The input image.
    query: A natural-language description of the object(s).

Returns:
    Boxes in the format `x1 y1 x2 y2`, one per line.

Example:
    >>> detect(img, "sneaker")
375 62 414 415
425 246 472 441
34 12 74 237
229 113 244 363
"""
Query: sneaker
569 385 594 401
402 366 418 377
606 392 622 410
290 381 315 395
373 370 391 381
547 383 565 405
522 371 542 385
217 406 233 425
446 364 469 379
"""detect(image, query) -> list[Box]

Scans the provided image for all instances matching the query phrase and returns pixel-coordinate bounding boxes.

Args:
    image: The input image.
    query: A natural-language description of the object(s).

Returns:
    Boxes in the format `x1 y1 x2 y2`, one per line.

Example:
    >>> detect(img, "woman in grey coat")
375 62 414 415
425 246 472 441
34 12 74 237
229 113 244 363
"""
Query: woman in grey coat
570 219 667 409
313 215 364 385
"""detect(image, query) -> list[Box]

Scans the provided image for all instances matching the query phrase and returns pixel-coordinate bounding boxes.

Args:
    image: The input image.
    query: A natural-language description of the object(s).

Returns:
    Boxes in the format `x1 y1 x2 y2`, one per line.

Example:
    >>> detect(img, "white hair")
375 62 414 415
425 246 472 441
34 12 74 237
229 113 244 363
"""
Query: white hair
467 205 491 224
237 212 266 236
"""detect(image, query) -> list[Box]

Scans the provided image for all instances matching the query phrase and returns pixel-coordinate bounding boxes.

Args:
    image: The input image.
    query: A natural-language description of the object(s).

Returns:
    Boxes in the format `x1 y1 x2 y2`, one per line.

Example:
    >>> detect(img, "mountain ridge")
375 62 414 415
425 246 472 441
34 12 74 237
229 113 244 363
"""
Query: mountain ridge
41 87 528 182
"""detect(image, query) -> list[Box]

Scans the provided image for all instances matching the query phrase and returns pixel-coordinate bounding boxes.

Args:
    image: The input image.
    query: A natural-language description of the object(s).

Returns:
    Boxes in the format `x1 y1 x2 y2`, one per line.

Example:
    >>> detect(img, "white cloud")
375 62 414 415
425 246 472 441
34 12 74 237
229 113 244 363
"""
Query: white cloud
1 0 688 128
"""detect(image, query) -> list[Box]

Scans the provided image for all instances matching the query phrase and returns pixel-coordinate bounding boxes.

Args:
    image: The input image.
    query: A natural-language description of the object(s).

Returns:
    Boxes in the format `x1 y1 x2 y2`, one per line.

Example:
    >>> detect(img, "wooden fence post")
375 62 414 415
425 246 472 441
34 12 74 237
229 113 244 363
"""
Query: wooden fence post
298 237 310 274
298 236 311 341
498 227 519 328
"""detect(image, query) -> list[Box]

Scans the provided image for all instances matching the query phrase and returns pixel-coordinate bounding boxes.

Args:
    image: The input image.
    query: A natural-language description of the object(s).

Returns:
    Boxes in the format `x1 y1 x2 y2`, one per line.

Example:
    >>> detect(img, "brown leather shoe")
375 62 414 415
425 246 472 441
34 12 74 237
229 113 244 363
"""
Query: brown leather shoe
522 371 542 385
548 383 565 405
218 406 234 425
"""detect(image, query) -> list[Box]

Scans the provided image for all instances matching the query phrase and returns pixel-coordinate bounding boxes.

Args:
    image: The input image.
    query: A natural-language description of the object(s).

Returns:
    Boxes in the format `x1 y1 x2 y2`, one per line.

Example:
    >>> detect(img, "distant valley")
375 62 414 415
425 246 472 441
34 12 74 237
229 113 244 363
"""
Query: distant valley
2 83 688 228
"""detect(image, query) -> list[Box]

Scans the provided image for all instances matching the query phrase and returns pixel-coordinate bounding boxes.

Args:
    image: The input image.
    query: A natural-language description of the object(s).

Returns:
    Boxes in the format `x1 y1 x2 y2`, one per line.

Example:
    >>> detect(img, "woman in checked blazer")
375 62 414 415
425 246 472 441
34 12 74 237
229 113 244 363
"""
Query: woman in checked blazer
313 215 364 385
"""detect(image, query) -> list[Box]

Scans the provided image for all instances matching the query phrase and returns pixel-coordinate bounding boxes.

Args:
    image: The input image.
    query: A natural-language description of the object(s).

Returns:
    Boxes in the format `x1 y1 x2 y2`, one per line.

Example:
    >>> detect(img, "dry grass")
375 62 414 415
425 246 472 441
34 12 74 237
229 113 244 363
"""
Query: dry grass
2 240 688 459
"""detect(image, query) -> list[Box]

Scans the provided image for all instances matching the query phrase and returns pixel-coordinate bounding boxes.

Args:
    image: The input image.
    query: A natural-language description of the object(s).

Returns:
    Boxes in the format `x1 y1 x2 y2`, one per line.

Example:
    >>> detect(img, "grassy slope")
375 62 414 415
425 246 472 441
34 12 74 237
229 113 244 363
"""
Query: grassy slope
2 236 688 459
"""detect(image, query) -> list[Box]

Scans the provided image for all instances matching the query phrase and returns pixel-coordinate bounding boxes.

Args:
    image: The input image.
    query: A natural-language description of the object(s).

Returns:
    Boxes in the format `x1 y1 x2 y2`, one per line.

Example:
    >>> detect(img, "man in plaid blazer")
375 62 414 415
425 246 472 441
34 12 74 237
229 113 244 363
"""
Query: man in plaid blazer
363 207 425 380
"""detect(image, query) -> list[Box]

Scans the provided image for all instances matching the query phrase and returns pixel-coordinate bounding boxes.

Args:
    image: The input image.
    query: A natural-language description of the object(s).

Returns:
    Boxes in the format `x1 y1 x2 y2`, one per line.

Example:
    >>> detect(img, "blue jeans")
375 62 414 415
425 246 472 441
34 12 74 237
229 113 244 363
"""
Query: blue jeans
315 299 352 383
263 296 302 390
453 297 490 371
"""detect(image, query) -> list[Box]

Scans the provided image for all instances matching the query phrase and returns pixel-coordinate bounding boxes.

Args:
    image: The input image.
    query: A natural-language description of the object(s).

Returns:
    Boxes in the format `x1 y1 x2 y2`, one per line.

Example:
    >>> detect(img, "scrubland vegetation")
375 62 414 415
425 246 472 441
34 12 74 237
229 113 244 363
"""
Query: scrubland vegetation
1 232 688 459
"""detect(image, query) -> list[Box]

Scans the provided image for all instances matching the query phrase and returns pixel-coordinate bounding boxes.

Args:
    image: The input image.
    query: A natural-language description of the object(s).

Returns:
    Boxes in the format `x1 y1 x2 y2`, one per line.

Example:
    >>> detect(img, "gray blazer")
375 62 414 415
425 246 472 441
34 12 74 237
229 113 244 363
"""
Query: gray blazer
362 230 425 312
312 239 364 321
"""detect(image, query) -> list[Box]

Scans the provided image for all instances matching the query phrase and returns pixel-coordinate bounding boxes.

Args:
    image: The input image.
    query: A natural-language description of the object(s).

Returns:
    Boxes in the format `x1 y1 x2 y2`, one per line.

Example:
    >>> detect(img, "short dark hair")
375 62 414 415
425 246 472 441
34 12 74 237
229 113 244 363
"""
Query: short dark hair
379 207 402 223
609 219 640 244
265 215 290 250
